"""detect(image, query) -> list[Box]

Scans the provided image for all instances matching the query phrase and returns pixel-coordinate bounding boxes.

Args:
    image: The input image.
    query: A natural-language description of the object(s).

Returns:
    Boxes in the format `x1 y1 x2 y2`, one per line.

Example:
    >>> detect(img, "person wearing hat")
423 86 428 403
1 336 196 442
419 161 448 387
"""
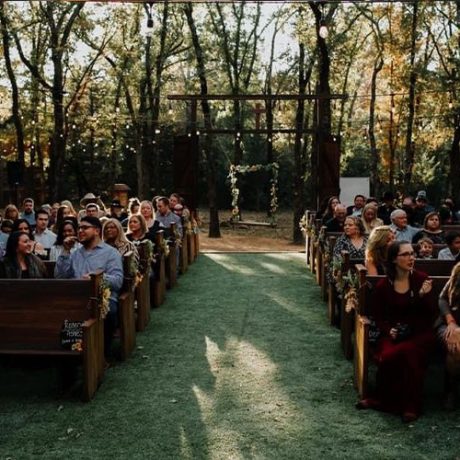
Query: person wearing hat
413 191 434 228
109 199 128 223
78 193 107 220
55 215 123 358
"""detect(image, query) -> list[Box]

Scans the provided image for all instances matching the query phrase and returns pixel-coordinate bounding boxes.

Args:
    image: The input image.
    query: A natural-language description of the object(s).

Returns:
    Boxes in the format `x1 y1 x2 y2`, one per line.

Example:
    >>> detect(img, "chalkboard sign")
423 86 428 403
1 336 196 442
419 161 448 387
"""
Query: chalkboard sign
60 320 84 352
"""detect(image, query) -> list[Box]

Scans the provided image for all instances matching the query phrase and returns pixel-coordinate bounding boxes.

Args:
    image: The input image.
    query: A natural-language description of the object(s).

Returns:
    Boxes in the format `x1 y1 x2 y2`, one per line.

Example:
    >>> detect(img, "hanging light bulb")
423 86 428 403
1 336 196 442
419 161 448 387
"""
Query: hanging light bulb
146 2 154 38
319 20 328 39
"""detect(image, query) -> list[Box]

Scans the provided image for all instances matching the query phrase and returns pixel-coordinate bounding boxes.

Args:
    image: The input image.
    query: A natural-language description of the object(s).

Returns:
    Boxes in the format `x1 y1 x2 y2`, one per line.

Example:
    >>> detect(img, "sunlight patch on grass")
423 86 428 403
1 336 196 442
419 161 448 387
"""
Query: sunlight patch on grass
206 254 257 276
266 291 307 317
193 335 310 457
258 262 287 274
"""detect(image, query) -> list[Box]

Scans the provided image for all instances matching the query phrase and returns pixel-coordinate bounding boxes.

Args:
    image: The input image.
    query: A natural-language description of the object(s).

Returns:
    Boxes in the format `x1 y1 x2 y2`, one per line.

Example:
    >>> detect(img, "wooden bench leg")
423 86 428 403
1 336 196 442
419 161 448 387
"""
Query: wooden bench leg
82 319 104 401
340 301 354 360
180 238 188 274
166 246 177 289
119 291 136 361
354 314 370 399
135 275 150 332
152 257 166 308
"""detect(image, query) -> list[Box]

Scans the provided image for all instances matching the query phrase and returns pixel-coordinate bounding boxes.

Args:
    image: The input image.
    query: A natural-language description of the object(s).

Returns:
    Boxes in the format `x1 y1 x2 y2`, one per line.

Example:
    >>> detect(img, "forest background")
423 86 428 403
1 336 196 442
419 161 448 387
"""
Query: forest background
1 0 460 241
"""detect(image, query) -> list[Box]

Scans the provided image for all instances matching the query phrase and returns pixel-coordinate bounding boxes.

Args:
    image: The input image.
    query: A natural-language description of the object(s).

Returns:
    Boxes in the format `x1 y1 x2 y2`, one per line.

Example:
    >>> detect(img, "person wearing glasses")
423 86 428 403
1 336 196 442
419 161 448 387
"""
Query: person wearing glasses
55 216 123 358
356 241 437 423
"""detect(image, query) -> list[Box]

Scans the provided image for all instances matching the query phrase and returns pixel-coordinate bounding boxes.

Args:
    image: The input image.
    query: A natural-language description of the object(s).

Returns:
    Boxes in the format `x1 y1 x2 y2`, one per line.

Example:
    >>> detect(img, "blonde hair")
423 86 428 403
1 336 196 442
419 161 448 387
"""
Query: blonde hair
365 225 392 268
361 203 380 234
127 214 148 238
103 218 128 247
448 262 460 307
60 200 77 216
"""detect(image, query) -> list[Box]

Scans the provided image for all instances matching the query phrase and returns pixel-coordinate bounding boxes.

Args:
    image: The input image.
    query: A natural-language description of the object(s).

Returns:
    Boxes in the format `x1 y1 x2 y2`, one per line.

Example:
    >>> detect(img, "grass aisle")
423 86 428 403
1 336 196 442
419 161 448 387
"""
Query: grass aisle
1 253 459 459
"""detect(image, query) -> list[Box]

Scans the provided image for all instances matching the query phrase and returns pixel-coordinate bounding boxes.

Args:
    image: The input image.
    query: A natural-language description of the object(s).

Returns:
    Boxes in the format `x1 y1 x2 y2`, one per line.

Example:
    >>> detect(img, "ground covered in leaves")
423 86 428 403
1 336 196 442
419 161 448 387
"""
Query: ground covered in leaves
1 253 460 459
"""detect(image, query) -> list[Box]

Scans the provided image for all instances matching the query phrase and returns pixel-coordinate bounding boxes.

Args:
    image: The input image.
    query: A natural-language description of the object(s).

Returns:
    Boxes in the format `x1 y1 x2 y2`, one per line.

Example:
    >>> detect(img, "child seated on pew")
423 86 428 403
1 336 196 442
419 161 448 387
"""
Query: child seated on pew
417 237 434 259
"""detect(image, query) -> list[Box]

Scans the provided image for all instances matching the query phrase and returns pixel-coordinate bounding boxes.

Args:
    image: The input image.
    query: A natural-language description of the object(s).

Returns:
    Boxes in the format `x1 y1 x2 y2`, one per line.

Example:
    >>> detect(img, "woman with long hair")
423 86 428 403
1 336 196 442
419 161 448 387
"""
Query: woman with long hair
60 200 78 217
4 204 19 222
49 219 80 261
361 203 383 235
365 226 395 275
126 214 150 243
11 218 46 256
52 205 73 233
0 231 46 278
437 262 460 409
103 218 138 258
321 196 341 225
140 200 155 230
357 240 437 422
413 211 446 244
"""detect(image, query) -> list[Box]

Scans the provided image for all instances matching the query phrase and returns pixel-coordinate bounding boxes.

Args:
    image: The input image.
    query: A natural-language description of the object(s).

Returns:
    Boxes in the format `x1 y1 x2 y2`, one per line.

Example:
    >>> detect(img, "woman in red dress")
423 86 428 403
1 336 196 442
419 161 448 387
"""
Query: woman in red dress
357 241 437 422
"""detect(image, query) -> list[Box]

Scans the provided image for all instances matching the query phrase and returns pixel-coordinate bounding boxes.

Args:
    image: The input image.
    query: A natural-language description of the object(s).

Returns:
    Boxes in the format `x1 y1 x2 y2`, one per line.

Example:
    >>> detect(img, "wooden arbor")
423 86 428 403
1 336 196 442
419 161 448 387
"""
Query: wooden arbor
168 93 347 210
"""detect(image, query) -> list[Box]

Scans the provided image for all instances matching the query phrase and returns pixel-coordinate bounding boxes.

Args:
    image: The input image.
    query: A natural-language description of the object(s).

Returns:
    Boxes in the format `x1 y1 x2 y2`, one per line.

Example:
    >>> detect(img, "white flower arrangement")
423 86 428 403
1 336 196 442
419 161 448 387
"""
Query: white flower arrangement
228 162 279 223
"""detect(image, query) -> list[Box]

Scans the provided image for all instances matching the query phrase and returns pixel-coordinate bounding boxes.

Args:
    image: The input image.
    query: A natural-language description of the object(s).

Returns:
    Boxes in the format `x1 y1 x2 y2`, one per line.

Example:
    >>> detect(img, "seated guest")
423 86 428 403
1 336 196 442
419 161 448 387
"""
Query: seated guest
60 199 78 218
416 237 434 259
126 214 151 243
55 216 123 357
413 212 446 244
0 231 47 278
438 231 460 260
121 198 141 229
49 202 61 228
0 219 13 245
413 191 434 228
20 197 36 229
155 197 183 240
52 204 73 233
321 196 340 225
361 203 383 234
440 198 459 224
389 209 420 242
170 193 191 221
4 204 20 222
401 196 417 226
12 218 46 256
332 216 367 263
378 191 397 225
437 262 460 409
365 226 395 275
78 193 106 220
108 200 128 223
49 219 80 262
356 241 437 422
346 194 366 217
33 208 57 255
103 218 138 259
140 200 156 230
326 204 347 233
85 203 101 219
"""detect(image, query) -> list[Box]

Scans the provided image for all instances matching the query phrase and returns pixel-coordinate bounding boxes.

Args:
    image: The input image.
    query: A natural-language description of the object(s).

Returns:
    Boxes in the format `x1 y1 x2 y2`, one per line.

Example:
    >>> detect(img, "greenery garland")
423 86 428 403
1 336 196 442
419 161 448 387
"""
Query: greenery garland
228 162 279 222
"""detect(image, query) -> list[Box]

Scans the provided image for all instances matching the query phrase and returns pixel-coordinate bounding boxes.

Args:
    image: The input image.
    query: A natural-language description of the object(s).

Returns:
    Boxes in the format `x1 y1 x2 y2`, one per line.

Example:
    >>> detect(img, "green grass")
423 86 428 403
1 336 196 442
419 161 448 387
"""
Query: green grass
1 253 460 459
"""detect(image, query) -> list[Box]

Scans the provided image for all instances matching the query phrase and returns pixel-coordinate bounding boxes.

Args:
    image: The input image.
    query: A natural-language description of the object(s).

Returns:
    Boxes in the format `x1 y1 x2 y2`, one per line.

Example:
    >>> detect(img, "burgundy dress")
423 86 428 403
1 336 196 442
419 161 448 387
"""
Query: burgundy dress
371 270 437 415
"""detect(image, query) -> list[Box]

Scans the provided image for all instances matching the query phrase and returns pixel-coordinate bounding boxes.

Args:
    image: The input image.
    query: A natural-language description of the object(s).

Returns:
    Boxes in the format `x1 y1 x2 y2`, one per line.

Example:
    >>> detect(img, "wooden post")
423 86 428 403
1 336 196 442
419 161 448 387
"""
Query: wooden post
152 231 166 307
166 223 178 289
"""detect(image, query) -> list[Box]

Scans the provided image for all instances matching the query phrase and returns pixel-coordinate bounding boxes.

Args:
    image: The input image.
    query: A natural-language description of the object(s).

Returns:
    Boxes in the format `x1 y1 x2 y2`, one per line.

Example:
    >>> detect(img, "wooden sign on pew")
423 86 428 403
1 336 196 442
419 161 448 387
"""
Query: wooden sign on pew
60 320 84 352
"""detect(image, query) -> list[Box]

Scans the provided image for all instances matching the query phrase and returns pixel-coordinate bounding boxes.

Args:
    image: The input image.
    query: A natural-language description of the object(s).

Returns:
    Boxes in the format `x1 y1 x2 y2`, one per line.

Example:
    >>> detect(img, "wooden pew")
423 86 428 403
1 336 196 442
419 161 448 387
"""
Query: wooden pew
187 230 195 265
45 257 136 362
310 218 322 275
135 241 152 331
353 265 449 399
180 232 189 274
118 252 136 361
152 231 166 308
193 227 200 260
165 223 178 289
0 273 104 401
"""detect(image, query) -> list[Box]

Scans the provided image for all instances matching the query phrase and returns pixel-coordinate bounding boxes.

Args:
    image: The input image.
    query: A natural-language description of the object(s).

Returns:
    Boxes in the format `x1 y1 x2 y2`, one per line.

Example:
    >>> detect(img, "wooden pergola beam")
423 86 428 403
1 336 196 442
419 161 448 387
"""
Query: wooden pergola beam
168 94 348 101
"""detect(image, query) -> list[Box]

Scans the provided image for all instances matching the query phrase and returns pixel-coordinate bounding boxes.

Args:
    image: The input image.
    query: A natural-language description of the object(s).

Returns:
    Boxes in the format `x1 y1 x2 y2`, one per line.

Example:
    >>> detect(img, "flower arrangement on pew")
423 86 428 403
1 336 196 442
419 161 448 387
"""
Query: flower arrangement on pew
99 279 111 320
343 271 359 313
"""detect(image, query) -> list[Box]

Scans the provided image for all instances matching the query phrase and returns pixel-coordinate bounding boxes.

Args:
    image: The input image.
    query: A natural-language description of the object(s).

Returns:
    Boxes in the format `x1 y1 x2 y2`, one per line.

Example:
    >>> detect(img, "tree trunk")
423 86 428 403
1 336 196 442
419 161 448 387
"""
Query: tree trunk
184 2 221 237
403 0 419 192
369 56 383 197
0 3 26 177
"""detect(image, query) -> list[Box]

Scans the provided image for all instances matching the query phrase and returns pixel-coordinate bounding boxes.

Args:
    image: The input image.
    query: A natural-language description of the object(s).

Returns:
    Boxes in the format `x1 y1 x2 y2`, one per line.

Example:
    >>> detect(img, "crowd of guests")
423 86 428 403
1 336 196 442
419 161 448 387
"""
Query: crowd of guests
318 190 460 422
0 192 195 358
